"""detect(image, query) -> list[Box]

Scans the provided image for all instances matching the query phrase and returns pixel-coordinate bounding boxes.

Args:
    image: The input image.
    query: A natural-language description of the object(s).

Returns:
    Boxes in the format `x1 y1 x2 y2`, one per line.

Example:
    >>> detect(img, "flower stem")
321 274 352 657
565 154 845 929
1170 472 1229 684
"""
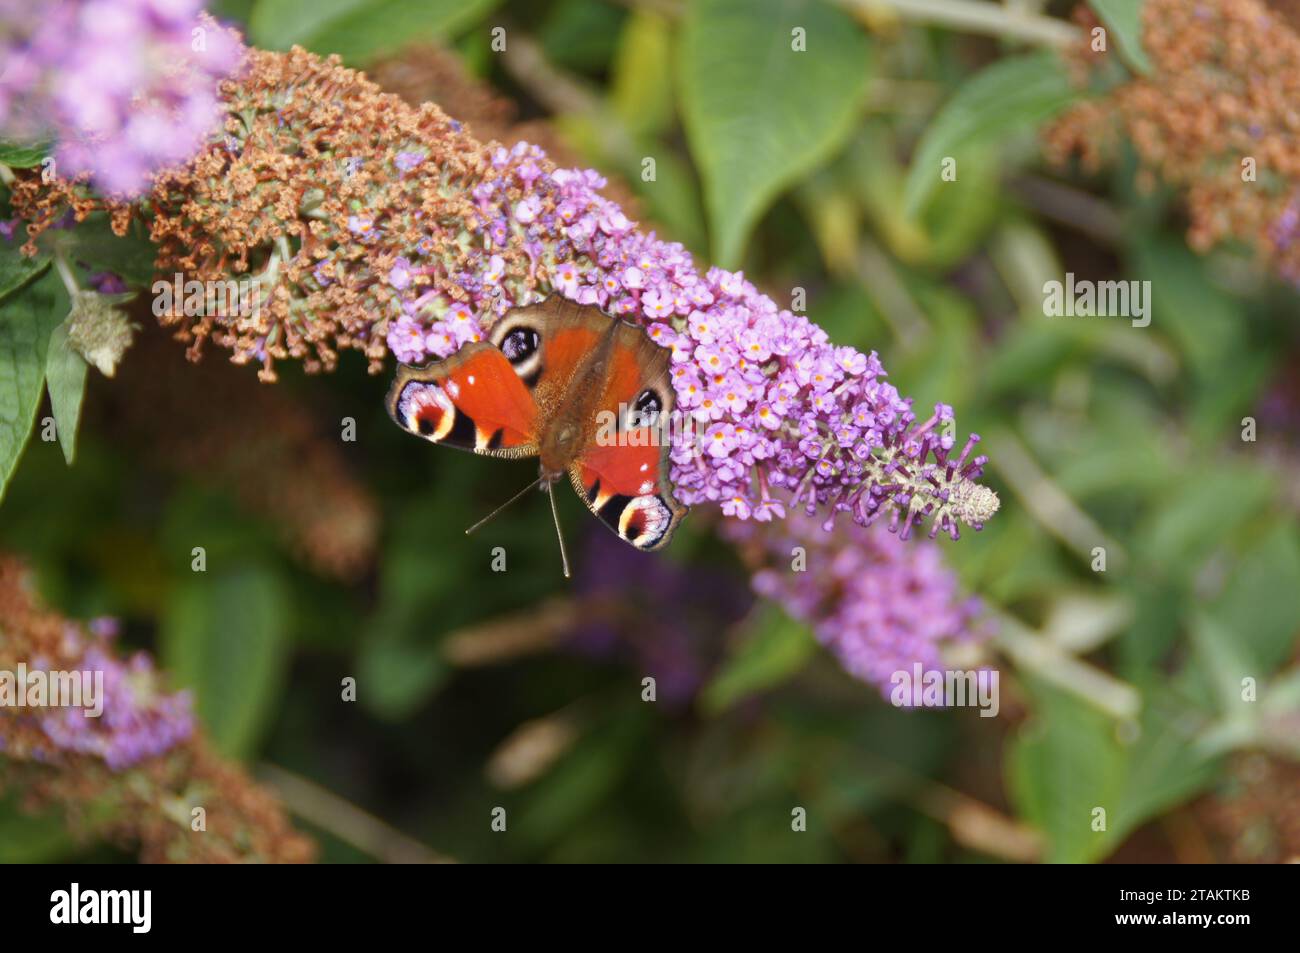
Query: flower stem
258 762 455 863
838 0 1081 47
53 253 80 298
992 610 1141 721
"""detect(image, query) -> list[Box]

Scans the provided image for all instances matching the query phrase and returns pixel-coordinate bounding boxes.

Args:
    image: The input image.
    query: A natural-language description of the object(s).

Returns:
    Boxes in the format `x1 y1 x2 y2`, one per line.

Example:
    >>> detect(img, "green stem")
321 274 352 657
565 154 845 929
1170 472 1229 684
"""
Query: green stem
837 0 1081 47
258 763 455 864
990 610 1141 721
53 253 80 298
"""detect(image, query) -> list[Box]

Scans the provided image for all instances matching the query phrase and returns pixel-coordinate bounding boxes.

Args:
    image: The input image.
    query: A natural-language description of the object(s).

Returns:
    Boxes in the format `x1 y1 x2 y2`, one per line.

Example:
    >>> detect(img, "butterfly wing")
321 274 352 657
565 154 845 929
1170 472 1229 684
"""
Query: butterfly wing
565 318 688 551
569 436 686 551
386 344 539 457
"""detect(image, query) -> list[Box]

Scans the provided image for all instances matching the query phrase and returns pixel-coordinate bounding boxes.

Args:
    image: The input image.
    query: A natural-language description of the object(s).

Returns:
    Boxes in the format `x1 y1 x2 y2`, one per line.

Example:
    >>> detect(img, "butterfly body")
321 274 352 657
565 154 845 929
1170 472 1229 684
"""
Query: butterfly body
534 314 621 478
387 298 688 557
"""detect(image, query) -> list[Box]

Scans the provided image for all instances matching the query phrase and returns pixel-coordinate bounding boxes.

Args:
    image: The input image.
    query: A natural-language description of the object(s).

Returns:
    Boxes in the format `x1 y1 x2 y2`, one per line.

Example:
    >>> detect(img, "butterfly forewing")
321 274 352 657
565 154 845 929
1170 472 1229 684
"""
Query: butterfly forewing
386 344 539 457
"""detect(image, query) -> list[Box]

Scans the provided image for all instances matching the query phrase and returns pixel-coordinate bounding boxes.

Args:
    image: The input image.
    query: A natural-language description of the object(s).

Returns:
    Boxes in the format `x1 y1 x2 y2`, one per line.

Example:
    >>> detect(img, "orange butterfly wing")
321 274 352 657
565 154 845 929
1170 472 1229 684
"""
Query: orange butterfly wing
567 332 687 551
386 344 538 456
570 431 683 550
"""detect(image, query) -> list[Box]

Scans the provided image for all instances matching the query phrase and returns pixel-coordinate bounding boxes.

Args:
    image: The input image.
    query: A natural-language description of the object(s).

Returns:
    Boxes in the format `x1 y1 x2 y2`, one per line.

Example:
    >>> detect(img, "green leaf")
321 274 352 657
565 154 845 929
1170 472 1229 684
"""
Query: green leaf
1130 235 1259 437
1008 679 1216 862
0 270 64 505
161 566 291 759
515 717 641 847
1209 524 1300 674
1008 679 1127 862
357 626 447 720
540 0 626 73
37 212 155 289
249 0 497 64
1089 0 1152 74
610 9 674 137
700 607 816 713
1136 465 1275 575
902 51 1079 218
43 320 88 465
0 139 54 169
0 795 73 862
1113 688 1219 835
679 0 871 266
1189 613 1256 719
0 241 49 303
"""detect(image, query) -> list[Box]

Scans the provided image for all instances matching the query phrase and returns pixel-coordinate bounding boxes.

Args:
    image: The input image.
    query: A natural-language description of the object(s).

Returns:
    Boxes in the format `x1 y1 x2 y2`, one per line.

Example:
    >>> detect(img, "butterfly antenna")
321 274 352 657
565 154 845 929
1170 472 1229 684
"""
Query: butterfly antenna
464 475 546 537
547 483 572 579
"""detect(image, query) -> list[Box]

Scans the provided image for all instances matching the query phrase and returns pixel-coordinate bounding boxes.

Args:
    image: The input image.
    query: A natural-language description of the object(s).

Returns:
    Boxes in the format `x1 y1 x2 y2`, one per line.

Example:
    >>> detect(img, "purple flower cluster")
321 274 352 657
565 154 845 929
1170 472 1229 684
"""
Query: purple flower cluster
38 618 194 770
0 0 242 196
728 514 990 697
383 141 998 539
569 528 750 706
1271 192 1300 283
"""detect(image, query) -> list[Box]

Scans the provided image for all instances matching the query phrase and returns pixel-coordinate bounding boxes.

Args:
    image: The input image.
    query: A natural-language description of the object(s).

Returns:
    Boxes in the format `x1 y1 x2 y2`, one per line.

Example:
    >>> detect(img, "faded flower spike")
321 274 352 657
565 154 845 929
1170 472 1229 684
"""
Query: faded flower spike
1048 0 1300 287
64 289 139 377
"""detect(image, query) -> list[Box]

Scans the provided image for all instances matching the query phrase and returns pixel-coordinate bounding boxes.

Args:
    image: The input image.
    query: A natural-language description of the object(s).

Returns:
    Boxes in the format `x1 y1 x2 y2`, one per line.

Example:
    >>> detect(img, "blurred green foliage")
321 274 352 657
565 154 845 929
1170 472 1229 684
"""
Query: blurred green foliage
3 0 1300 863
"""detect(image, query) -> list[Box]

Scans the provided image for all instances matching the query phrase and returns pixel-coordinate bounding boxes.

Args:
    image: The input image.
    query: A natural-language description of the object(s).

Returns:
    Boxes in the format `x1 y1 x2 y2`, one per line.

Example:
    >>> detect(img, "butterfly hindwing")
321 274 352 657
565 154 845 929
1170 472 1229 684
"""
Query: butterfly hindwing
568 435 685 551
386 344 539 457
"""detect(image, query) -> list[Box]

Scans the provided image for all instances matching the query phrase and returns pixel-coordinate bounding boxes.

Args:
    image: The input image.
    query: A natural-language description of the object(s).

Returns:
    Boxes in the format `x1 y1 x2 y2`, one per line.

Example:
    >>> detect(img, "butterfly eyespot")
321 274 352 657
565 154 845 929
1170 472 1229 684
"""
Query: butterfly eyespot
501 327 541 364
618 495 673 549
633 388 663 420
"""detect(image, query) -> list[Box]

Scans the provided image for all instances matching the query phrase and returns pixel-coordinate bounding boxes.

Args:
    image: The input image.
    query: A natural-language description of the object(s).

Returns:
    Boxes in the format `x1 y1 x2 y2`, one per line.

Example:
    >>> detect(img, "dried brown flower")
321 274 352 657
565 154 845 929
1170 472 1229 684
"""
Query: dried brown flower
0 554 315 863
1046 0 1300 282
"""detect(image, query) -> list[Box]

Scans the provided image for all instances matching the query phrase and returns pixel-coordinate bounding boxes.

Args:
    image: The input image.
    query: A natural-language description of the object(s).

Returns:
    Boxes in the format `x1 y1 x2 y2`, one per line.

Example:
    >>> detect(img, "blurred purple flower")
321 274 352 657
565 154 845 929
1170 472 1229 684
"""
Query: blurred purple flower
86 270 128 294
38 618 194 770
727 512 991 697
0 0 243 196
570 529 750 706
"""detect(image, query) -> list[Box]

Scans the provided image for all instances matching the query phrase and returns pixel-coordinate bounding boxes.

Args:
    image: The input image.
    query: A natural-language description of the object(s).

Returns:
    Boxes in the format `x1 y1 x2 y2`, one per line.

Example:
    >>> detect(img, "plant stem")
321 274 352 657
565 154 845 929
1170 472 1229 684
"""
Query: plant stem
258 763 455 864
838 0 1081 47
988 427 1128 571
53 253 80 298
993 610 1141 721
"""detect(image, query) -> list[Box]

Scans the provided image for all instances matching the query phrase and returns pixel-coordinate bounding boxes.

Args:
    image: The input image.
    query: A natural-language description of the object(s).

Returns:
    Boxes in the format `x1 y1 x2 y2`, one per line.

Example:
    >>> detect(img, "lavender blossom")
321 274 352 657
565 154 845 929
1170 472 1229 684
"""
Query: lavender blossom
37 618 194 770
381 141 999 540
0 0 242 196
728 513 990 697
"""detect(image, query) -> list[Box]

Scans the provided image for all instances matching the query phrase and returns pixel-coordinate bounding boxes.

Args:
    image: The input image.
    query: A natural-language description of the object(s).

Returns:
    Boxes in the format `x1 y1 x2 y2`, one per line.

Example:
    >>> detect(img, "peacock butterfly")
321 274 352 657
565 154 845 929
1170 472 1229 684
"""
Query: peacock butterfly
386 297 688 575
